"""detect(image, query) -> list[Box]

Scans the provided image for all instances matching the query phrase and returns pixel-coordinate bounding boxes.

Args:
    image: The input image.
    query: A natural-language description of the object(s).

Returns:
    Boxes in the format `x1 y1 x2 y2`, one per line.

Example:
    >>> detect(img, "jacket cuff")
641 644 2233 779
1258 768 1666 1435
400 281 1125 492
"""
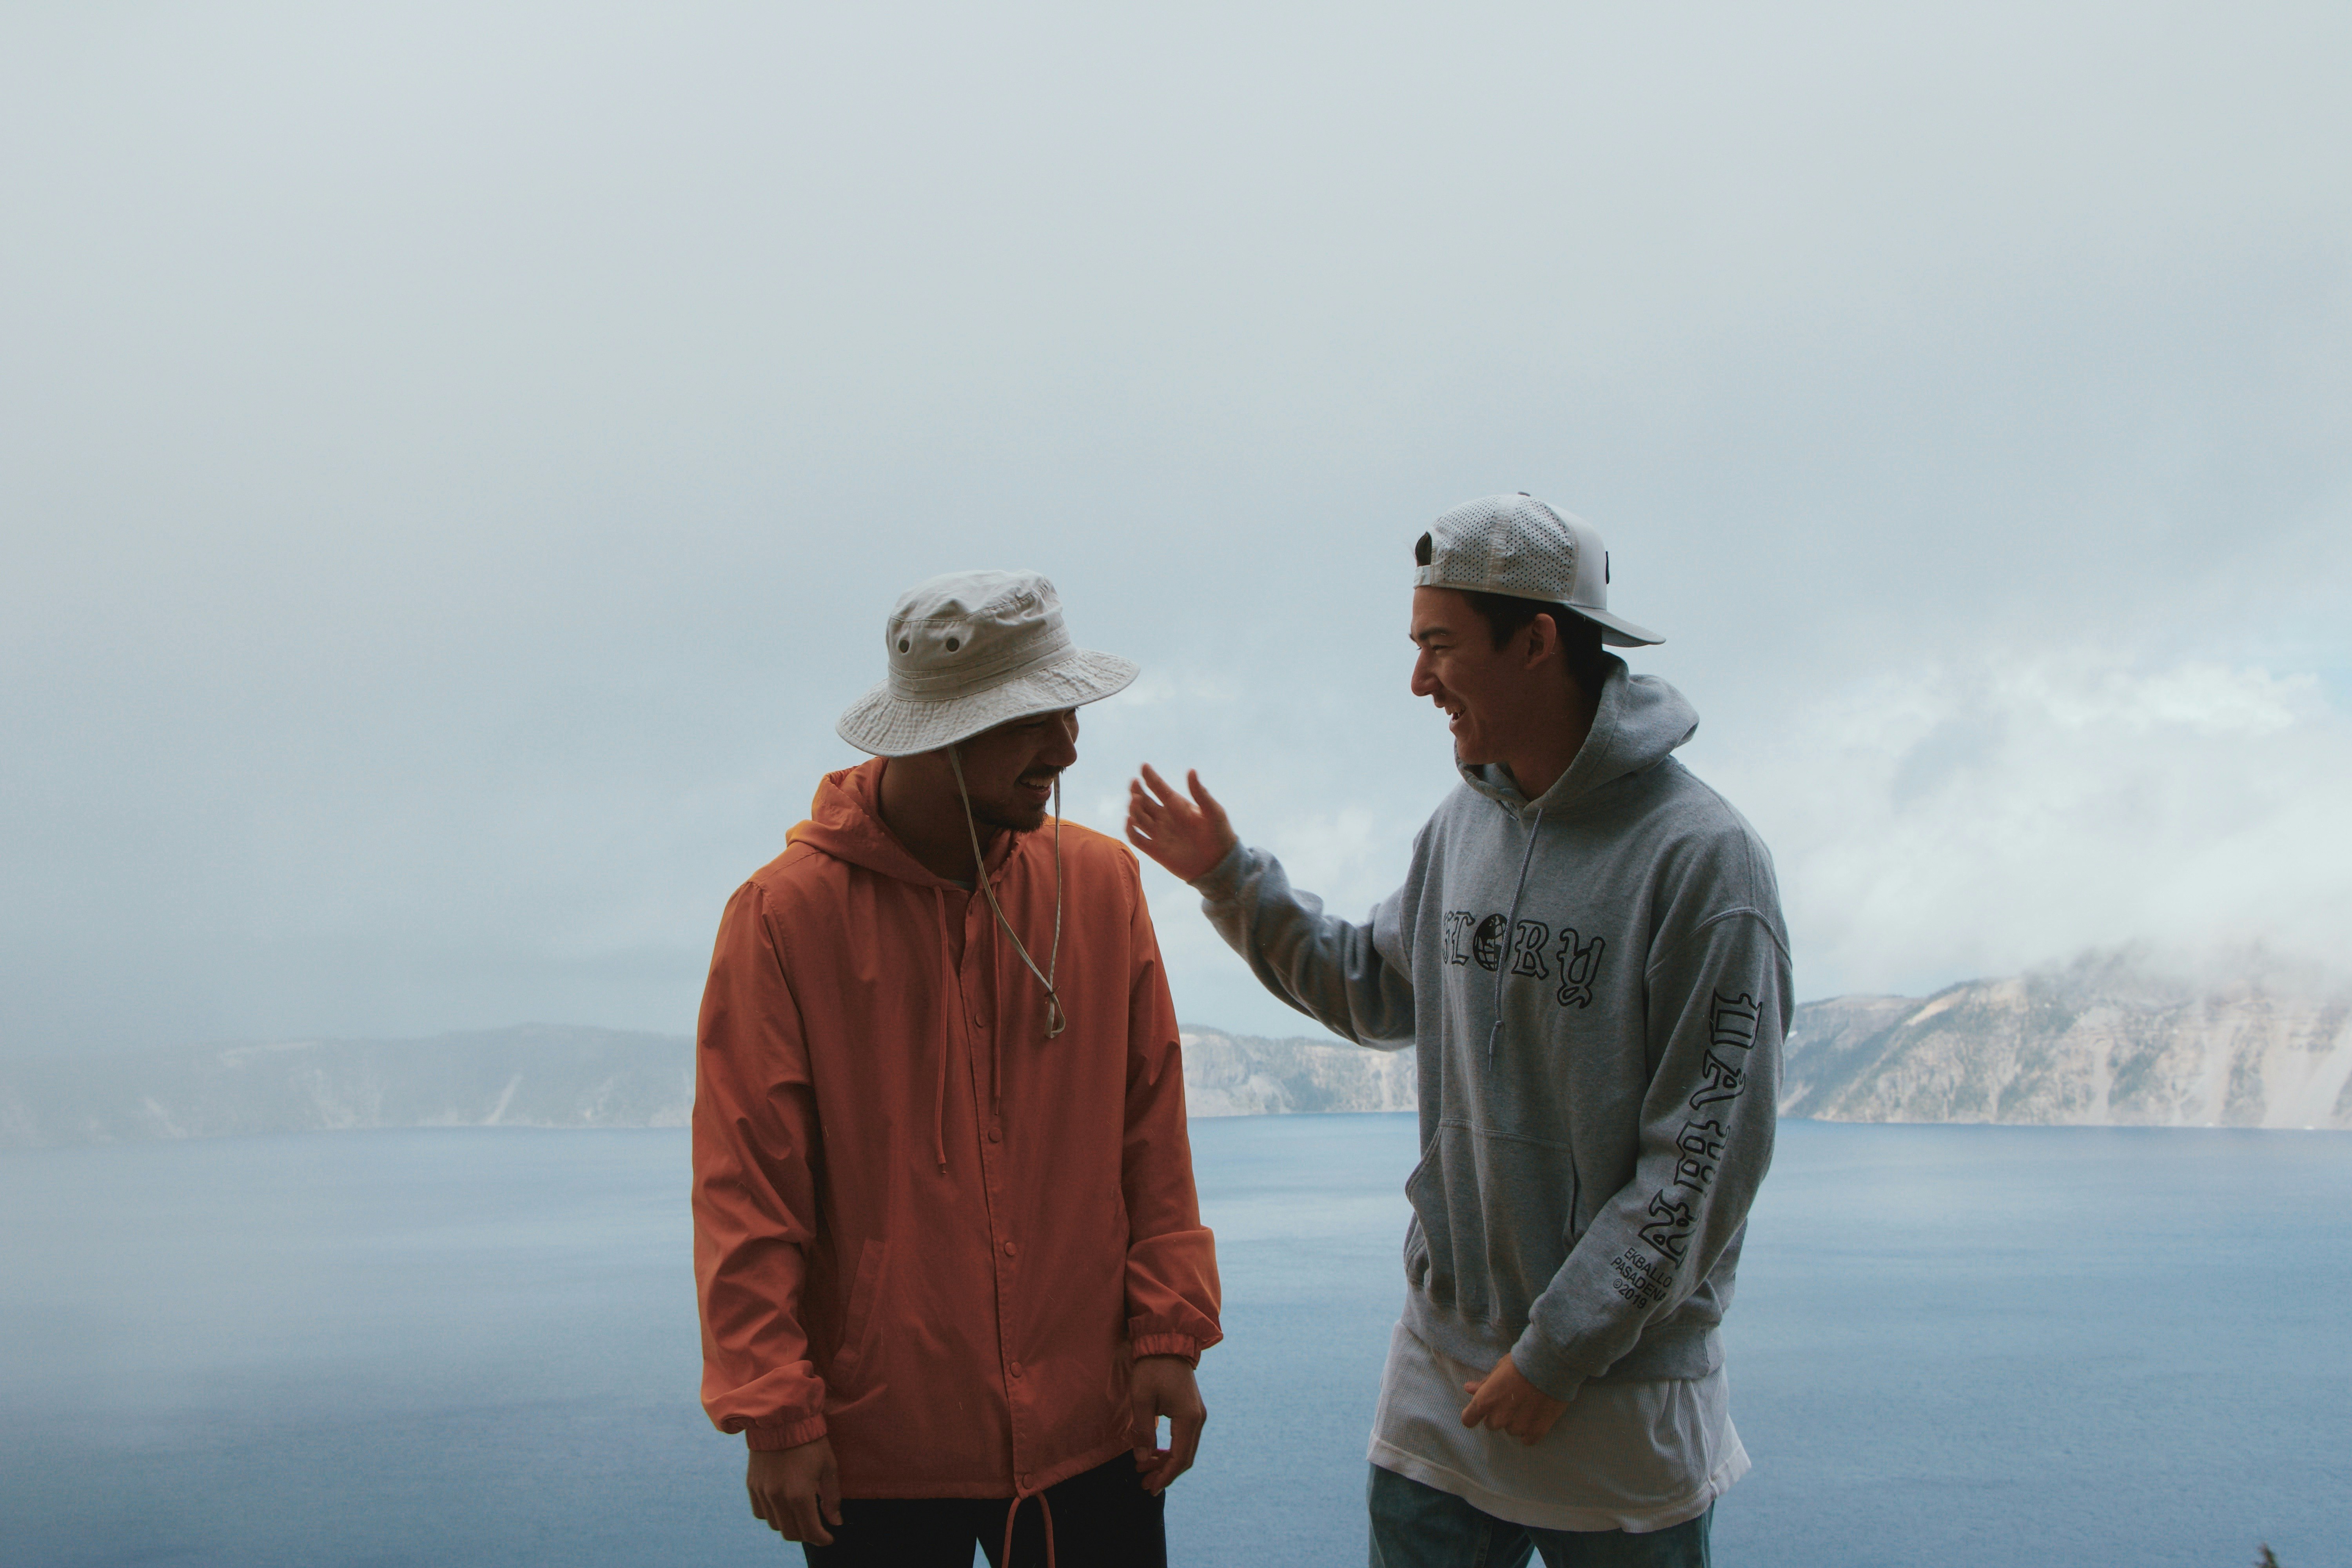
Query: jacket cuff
1131 1333 1205 1367
1188 842 1249 902
1508 1327 1589 1405
741 1414 829 1451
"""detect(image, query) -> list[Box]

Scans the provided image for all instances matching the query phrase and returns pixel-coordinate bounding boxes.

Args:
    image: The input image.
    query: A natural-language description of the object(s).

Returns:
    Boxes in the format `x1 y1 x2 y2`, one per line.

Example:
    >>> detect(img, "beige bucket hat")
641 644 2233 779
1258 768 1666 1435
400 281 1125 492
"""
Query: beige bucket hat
835 569 1138 757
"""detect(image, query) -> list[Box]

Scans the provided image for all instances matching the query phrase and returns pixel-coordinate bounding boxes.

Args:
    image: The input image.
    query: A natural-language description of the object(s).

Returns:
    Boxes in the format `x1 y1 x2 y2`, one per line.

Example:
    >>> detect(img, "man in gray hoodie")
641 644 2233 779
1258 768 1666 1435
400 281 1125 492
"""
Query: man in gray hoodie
1125 494 1788 1565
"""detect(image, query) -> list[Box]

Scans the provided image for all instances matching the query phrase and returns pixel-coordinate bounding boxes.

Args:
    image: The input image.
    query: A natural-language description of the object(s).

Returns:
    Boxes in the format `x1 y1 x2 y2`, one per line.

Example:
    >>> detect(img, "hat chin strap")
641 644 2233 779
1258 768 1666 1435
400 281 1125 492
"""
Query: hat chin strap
947 748 1067 1040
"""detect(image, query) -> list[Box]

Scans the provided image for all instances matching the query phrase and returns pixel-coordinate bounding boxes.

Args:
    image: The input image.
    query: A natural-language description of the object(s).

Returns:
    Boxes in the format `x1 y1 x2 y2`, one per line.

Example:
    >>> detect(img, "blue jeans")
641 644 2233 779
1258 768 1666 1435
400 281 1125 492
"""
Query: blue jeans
1368 1463 1713 1568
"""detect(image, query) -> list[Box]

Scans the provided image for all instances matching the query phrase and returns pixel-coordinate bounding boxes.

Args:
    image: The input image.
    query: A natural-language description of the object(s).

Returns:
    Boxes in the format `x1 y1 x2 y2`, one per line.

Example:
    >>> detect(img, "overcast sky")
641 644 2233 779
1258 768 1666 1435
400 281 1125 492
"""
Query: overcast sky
4 2 2348 1058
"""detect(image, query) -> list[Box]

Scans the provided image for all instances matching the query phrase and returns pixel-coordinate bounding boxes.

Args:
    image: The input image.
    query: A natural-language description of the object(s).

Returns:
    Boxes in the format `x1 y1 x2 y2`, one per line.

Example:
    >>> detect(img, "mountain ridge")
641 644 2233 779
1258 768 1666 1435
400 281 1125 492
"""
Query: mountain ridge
5 956 2346 1148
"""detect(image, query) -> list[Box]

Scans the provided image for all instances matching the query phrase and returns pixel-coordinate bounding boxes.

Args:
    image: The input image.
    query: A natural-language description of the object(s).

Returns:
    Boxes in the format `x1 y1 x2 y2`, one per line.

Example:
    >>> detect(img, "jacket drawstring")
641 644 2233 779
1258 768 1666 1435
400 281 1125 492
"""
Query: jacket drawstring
1002 1488 1056 1568
1487 805 1544 1074
931 886 955 1174
950 750 1067 1039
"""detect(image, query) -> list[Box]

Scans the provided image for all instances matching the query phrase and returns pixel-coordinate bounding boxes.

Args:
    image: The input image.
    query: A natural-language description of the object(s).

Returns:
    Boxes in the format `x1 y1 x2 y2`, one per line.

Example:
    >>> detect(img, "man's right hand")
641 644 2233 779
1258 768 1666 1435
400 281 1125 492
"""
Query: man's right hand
747 1437 842 1545
1126 764 1239 884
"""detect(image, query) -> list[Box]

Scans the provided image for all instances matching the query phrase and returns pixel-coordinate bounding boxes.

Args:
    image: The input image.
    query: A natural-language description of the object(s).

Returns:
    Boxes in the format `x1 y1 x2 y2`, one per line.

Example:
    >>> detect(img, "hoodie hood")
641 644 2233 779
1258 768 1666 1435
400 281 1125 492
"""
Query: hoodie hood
791 758 1024 888
1461 655 1699 818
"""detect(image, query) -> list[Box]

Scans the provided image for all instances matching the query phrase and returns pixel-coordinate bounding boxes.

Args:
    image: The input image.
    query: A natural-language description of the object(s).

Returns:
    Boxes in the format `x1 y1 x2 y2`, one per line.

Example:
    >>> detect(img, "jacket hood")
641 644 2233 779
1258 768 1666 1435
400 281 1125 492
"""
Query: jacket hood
1462 655 1699 817
789 758 1019 888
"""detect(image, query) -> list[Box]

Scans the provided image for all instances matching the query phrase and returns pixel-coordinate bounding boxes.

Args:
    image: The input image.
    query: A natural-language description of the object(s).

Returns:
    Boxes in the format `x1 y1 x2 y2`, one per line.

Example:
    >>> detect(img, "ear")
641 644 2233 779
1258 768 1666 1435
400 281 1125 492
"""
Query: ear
1519 612 1562 669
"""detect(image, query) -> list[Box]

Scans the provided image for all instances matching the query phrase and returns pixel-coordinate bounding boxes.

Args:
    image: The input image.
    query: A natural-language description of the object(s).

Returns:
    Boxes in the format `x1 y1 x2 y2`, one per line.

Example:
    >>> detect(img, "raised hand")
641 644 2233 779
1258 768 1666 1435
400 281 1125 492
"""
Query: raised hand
1125 764 1239 884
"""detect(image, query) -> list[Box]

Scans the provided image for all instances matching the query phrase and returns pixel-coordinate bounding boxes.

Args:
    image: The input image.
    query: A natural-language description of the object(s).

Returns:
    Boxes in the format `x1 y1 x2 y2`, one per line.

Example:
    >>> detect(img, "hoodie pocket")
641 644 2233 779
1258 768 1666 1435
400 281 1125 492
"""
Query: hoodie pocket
1401 1145 1456 1306
827 1239 888 1384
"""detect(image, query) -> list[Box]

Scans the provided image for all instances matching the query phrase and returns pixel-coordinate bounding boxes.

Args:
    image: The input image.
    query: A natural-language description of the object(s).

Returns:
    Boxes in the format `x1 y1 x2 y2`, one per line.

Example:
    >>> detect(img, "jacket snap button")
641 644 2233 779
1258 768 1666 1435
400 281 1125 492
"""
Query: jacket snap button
1008 1361 1022 1377
1002 1240 1017 1256
987 1128 1001 1143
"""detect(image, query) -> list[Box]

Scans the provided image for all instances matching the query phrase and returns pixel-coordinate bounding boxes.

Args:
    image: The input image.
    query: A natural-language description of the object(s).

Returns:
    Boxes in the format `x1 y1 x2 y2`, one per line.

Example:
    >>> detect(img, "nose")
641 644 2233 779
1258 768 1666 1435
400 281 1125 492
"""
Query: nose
1042 711 1080 768
1410 650 1438 698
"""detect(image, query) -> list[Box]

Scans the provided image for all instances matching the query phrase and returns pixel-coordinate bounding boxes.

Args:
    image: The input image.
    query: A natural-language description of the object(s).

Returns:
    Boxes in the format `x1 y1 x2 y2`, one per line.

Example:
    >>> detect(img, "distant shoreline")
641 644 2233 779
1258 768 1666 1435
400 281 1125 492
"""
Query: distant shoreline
5 956 2347 1150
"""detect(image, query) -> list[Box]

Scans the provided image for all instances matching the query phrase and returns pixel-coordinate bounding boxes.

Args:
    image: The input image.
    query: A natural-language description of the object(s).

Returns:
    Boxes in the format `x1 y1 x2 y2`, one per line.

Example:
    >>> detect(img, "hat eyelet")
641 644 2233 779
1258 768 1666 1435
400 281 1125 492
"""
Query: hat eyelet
945 637 960 652
897 638 911 653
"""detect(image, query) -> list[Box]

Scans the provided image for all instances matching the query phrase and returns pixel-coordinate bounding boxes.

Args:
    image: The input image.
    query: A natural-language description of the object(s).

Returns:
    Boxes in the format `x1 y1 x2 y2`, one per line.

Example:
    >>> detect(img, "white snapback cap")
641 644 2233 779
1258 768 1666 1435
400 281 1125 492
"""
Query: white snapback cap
1412 493 1663 648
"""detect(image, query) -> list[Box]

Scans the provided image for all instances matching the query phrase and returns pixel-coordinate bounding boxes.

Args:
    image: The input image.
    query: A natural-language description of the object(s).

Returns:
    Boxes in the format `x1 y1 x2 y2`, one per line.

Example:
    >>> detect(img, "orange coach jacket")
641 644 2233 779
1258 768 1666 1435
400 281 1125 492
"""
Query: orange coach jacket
692 759 1223 1499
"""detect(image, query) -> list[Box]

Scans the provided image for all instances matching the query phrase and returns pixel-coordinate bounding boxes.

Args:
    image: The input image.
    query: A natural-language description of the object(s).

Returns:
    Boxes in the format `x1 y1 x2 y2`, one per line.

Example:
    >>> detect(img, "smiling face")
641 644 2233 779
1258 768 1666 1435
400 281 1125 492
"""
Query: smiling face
1410 586 1574 769
950 708 1081 832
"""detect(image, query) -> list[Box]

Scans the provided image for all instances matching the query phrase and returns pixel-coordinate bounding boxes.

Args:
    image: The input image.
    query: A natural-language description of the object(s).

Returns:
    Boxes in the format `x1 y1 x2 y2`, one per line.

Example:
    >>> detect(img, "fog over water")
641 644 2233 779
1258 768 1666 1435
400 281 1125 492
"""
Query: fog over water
4 3 2349 1059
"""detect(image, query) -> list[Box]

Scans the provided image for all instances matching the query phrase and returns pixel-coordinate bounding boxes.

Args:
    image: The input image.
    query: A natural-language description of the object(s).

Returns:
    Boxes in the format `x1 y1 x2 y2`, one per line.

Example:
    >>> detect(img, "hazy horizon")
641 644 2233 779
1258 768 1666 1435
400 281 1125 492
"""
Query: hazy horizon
6 2 2348 1060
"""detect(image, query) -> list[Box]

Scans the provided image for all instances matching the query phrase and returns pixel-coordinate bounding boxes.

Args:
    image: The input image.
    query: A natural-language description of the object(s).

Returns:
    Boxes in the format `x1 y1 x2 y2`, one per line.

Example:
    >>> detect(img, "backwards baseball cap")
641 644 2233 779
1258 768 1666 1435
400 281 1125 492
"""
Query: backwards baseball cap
835 569 1138 757
1413 493 1663 648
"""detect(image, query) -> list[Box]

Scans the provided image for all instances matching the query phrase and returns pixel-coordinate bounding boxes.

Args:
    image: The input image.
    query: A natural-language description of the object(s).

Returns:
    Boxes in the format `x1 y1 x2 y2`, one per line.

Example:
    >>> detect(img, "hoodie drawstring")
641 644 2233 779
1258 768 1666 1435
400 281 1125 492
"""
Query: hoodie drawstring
1487 805 1544 1074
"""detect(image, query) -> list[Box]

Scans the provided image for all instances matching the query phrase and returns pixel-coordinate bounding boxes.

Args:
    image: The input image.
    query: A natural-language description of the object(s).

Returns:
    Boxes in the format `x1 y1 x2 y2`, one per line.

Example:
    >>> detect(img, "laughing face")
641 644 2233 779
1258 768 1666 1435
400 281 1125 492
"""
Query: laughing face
951 708 1080 832
1409 587 1530 767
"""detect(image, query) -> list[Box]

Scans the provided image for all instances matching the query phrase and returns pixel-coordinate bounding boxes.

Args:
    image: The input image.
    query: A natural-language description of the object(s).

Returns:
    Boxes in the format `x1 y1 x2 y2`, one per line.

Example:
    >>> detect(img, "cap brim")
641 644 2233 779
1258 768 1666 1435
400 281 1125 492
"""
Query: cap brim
1571 605 1664 648
835 648 1139 757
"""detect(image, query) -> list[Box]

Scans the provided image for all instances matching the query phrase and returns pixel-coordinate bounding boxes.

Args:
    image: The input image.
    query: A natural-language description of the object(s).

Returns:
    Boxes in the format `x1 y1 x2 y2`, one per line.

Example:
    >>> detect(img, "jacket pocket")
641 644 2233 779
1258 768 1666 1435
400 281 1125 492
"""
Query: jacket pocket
827 1239 888 1384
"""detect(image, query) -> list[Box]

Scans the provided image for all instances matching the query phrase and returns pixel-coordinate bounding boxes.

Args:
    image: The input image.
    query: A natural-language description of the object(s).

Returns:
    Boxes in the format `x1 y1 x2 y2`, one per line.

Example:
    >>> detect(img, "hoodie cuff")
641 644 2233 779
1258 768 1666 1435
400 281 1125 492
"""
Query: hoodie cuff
1508 1327 1589 1406
1131 1334 1205 1367
742 1414 829 1452
1187 842 1249 904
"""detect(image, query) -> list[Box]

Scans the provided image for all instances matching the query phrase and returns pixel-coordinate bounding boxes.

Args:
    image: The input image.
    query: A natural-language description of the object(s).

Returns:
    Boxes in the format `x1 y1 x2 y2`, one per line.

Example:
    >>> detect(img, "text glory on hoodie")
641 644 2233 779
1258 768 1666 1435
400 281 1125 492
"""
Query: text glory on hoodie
1191 656 1789 1399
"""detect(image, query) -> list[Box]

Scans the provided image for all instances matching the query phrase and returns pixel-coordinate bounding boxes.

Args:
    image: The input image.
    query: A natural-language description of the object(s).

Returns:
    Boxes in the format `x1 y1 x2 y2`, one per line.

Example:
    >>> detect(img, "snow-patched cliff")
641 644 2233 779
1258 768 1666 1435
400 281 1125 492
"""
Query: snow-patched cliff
1179 1029 1416 1117
1782 957 2352 1128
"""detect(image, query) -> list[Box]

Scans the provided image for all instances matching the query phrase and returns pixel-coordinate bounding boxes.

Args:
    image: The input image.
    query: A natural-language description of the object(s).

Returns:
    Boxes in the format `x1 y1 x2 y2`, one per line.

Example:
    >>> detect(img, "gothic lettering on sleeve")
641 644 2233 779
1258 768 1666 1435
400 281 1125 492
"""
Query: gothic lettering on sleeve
1671 1117 1726 1193
1709 991 1760 1052
1637 1191 1695 1260
1688 1051 1744 1107
1633 976 1764 1272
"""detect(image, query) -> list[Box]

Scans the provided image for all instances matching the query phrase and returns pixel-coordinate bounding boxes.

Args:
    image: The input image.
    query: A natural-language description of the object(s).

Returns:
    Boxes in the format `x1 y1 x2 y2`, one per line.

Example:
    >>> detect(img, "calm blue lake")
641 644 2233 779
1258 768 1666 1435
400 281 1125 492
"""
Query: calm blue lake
2 1116 2345 1567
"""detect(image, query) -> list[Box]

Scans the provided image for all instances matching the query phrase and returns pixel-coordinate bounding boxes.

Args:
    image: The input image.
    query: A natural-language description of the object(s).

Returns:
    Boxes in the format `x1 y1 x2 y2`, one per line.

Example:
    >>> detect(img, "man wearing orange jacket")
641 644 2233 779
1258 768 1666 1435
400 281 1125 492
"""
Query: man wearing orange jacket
693 569 1222 1567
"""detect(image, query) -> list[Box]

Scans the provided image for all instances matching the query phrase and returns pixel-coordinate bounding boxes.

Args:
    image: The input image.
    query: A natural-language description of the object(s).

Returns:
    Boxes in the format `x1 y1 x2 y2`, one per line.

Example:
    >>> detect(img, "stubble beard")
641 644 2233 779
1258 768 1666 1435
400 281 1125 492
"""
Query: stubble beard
969 772 1059 835
972 799 1050 834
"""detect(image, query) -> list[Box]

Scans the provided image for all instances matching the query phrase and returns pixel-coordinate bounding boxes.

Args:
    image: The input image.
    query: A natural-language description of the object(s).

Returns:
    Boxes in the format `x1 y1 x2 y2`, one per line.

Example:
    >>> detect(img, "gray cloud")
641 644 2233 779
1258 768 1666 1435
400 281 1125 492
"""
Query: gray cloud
4 1 2348 1055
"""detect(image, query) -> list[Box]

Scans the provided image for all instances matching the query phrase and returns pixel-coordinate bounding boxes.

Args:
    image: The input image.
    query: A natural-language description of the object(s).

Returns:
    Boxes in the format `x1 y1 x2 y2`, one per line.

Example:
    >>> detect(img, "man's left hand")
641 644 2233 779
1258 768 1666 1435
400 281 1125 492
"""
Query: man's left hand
1129 1354 1207 1495
1460 1352 1572 1446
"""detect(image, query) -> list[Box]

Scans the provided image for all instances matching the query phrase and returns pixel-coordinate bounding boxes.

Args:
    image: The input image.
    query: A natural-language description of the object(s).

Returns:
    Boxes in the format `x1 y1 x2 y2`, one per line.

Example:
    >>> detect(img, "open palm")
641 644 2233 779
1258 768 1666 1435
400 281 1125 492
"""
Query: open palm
1125 764 1238 884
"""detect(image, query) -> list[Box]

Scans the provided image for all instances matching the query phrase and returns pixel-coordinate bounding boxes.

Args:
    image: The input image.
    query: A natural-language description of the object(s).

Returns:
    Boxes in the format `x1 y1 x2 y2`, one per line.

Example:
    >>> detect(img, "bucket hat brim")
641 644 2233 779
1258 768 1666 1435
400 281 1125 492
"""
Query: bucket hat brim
835 647 1138 757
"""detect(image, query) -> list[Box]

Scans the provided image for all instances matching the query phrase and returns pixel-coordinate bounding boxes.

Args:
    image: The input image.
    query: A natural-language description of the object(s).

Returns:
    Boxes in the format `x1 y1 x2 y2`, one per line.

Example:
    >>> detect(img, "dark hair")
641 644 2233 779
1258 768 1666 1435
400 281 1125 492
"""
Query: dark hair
1415 532 1608 696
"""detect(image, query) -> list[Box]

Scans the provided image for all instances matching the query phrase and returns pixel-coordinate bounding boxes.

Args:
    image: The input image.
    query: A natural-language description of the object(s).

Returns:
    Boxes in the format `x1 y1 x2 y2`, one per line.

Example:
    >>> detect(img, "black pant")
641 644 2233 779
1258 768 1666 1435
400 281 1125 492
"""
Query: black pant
804 1454 1166 1568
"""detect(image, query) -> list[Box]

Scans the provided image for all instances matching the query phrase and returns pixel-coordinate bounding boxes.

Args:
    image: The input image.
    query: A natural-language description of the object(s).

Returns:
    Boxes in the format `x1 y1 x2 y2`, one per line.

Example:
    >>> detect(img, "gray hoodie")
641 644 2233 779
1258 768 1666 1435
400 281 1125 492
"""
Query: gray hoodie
1192 657 1789 1398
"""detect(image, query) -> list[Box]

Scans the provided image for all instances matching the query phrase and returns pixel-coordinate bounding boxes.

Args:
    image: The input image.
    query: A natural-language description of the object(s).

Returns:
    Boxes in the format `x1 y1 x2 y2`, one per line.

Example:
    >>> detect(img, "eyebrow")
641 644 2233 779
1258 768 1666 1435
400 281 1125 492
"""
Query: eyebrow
1411 624 1457 646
